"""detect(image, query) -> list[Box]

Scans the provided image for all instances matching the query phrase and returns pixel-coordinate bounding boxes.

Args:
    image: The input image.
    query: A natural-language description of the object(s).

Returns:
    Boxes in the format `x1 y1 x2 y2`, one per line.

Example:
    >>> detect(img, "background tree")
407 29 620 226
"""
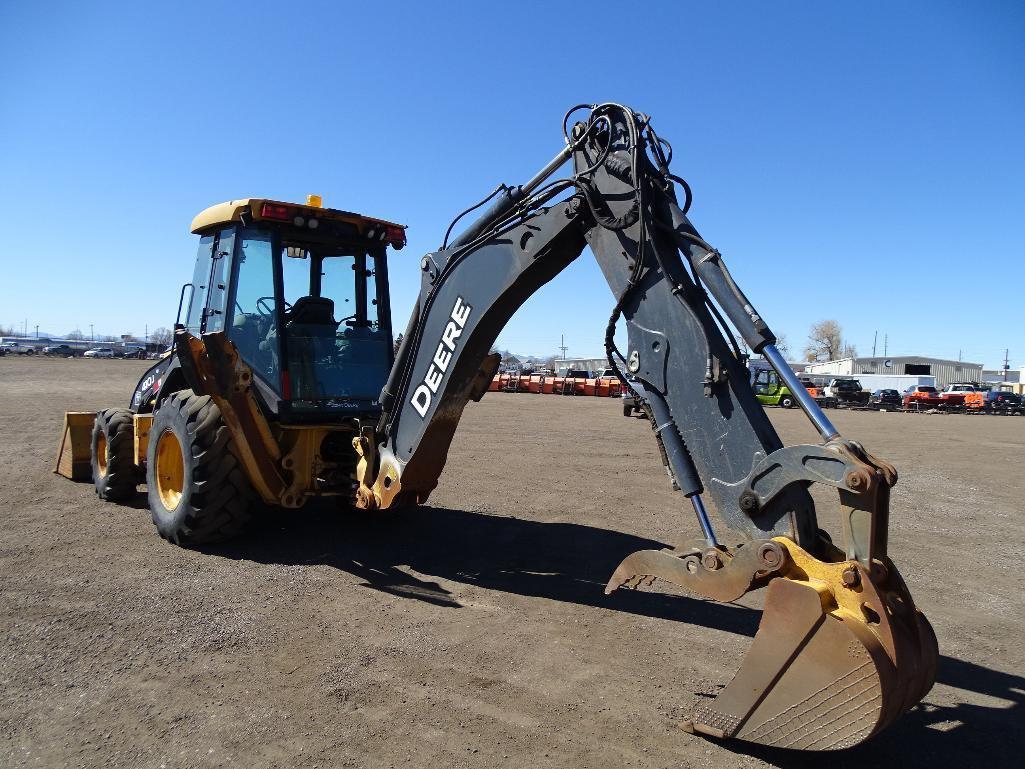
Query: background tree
774 332 790 360
152 327 173 346
803 320 847 362
67 329 84 340
393 333 404 354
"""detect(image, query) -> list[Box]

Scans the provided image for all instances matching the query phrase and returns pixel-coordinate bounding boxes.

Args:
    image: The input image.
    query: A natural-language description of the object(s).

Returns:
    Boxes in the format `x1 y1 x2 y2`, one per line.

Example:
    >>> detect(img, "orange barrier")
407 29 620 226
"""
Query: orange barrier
487 374 625 398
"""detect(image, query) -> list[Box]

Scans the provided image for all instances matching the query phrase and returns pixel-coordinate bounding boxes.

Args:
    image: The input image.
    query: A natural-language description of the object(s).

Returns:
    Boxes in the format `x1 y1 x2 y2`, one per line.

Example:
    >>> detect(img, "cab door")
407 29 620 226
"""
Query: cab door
183 226 236 335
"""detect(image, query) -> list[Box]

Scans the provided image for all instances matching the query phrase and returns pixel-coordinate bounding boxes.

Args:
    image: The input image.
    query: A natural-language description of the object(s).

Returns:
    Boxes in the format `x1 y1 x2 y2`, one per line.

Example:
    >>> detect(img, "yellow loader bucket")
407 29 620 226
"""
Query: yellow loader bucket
55 412 95 481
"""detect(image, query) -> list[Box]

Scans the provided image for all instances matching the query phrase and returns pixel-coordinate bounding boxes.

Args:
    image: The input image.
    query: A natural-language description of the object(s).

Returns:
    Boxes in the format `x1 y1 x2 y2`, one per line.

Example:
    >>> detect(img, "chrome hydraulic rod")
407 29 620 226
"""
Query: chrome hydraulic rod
521 144 573 195
761 344 840 441
691 494 719 548
447 144 573 250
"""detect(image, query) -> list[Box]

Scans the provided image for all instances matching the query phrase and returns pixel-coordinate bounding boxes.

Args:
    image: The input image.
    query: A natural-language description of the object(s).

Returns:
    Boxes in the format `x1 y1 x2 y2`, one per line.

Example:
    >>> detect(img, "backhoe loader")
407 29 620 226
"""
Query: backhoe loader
57 104 937 751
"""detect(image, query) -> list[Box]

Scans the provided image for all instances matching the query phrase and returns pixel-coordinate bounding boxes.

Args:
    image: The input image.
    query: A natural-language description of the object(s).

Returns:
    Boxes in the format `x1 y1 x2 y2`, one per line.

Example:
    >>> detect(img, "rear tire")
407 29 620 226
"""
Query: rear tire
92 408 139 501
779 394 795 409
623 401 632 417
146 389 254 546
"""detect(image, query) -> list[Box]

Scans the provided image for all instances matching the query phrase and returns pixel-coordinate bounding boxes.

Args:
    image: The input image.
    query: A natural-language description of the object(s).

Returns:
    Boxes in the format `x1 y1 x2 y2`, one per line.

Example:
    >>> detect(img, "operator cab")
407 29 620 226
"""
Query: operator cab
184 196 405 420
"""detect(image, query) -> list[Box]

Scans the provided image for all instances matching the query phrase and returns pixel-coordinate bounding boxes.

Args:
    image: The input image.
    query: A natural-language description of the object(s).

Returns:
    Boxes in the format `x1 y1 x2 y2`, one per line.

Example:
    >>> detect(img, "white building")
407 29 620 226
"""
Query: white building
804 356 983 389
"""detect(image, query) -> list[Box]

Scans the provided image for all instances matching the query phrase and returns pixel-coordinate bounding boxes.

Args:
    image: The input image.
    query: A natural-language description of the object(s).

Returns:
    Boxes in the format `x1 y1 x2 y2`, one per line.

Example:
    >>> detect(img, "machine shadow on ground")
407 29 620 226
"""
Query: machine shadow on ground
205 501 761 634
200 502 1023 766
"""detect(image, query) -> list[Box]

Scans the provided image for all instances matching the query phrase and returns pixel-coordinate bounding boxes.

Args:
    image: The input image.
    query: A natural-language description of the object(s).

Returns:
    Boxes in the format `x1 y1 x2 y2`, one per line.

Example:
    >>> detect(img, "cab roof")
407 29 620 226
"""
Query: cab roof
190 197 406 249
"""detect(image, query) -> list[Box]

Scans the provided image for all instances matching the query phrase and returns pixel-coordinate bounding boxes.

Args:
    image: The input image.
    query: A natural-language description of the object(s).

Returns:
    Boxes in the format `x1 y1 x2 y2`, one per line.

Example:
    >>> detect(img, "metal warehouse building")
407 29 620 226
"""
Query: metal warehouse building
803 356 983 389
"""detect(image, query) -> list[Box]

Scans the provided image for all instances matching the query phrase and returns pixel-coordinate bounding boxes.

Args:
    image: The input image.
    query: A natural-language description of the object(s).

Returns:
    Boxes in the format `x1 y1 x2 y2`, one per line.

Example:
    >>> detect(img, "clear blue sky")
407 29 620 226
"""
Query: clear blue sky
1 1 1022 368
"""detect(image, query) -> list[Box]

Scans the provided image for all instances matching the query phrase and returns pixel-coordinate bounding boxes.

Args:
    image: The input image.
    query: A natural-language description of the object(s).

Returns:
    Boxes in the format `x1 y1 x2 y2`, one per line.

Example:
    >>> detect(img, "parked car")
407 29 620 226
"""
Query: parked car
825 378 870 407
43 344 74 357
121 346 148 359
965 389 1021 413
83 347 116 359
869 389 902 411
902 385 944 409
1 341 36 355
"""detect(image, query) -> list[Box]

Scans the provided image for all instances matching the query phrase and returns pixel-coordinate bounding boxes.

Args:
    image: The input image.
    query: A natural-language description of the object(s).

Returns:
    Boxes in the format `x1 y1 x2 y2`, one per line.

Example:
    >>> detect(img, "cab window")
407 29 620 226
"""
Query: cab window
229 231 279 381
205 228 235 333
184 235 214 334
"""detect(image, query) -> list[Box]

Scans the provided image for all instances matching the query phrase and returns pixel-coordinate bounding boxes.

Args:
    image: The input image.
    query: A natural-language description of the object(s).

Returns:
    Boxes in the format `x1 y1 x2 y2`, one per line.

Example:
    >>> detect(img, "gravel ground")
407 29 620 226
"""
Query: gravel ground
1 356 1022 768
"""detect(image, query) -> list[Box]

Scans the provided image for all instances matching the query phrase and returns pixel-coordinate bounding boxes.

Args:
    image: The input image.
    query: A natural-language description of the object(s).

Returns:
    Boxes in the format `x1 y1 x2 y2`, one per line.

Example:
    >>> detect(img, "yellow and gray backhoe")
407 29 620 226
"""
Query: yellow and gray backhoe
57 104 938 751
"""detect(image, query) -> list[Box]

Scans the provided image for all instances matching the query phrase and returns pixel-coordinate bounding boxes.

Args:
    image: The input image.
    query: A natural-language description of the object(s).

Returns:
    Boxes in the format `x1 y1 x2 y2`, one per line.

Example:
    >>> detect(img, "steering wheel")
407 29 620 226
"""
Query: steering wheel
256 297 292 316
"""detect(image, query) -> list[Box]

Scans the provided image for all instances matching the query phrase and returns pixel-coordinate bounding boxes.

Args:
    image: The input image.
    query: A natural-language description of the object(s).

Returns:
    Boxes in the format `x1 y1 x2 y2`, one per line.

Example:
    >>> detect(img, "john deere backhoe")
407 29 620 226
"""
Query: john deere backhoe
57 104 937 750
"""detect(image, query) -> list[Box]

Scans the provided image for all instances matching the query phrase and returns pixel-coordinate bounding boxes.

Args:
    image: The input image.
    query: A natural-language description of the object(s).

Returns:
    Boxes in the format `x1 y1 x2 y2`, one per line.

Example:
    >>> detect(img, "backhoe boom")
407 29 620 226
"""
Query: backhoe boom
354 104 937 750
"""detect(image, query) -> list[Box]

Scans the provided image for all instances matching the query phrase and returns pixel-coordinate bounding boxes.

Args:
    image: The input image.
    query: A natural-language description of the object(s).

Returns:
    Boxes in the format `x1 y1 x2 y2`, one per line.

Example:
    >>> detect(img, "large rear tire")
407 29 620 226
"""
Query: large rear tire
92 408 139 501
146 389 254 546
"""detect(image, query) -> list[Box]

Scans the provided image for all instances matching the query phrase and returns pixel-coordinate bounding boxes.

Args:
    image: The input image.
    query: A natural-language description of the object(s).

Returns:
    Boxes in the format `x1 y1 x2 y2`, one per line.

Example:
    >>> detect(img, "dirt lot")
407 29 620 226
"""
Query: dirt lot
1 356 1022 769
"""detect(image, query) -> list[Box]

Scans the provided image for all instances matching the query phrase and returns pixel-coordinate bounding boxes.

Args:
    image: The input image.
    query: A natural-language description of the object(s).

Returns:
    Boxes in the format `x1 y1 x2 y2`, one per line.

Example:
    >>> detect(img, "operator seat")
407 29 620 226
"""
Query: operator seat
286 296 337 331
284 297 338 399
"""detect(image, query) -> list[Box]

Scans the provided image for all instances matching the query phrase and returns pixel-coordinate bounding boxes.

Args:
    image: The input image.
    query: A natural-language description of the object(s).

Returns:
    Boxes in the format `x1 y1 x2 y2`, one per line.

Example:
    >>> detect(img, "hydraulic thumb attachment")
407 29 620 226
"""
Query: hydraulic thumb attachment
356 103 937 750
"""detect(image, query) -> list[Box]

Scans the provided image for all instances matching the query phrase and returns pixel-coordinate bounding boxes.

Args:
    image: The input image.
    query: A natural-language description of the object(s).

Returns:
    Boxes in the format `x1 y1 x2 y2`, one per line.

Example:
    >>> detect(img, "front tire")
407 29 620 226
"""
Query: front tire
92 408 139 501
146 389 254 546
779 394 795 409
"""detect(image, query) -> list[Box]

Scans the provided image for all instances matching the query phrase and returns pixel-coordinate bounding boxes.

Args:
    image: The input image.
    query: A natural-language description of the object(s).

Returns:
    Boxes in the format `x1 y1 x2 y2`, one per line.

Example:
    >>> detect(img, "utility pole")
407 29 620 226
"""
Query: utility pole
872 331 878 357
34 324 38 339
90 324 94 343
884 334 888 357
1004 349 1010 382
559 334 568 361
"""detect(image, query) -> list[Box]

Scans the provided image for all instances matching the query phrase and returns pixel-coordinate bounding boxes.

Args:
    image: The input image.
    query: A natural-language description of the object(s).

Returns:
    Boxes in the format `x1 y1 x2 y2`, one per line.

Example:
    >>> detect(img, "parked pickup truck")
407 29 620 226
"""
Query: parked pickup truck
801 378 838 409
825 378 870 407
1 341 36 355
903 385 944 409
621 378 646 418
939 383 977 408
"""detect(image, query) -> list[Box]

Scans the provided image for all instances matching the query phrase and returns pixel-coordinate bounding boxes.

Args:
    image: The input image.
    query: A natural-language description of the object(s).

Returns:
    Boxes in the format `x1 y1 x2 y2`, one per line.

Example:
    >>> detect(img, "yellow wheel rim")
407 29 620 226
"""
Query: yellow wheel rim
96 433 108 477
155 429 185 511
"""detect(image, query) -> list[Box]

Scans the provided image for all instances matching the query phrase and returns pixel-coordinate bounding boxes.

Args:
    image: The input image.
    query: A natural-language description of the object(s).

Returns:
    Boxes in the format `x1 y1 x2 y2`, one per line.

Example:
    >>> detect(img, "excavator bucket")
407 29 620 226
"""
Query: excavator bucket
54 411 96 481
609 538 937 751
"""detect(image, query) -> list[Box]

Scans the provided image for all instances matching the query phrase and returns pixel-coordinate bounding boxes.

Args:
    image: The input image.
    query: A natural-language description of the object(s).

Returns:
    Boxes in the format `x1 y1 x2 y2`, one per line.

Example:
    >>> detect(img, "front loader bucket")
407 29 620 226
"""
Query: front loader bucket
686 539 938 750
55 412 96 481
